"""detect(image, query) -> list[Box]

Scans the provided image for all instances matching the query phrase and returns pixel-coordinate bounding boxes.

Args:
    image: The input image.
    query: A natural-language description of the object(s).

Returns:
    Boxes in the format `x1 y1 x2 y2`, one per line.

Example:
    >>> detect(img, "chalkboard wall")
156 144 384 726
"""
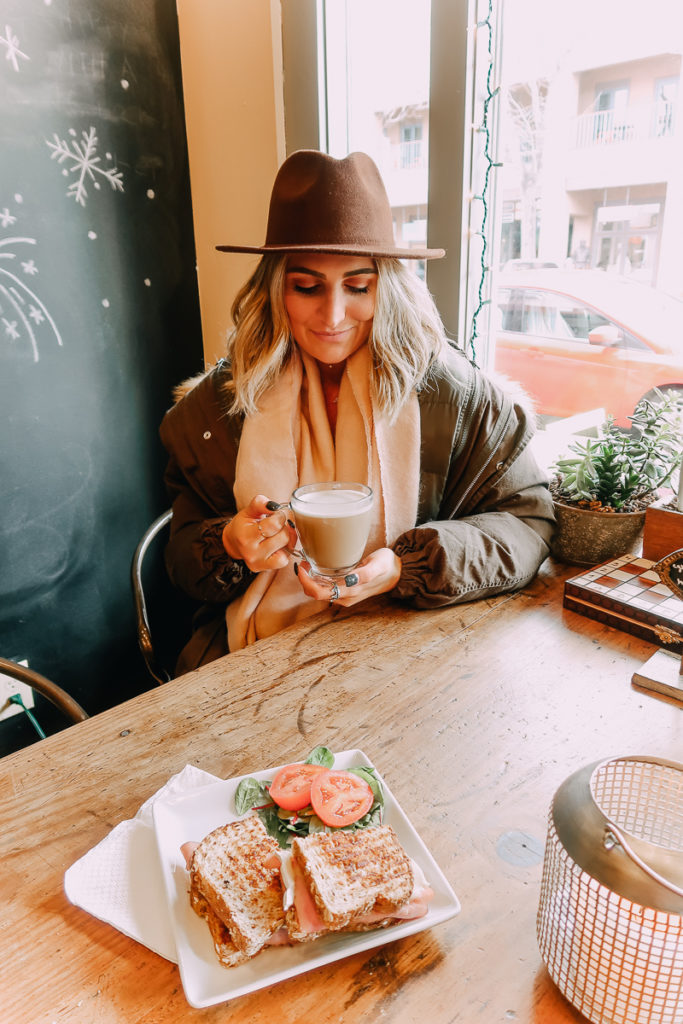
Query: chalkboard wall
0 0 203 751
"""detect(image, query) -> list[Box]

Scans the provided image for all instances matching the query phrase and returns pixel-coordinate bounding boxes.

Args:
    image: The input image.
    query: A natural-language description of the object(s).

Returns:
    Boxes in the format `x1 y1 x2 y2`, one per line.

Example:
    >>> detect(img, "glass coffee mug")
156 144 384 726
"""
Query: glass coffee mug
281 482 373 581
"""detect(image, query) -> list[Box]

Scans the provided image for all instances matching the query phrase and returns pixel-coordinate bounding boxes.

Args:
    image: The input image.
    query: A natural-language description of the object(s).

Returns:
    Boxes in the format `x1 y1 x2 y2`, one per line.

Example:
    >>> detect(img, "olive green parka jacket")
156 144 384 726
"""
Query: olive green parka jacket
159 346 555 670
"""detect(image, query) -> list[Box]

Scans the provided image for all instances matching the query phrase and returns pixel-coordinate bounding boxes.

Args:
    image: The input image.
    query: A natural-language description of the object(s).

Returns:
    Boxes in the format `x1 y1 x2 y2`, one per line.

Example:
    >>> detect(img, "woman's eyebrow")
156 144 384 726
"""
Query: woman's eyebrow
285 265 377 278
343 267 377 277
285 266 325 278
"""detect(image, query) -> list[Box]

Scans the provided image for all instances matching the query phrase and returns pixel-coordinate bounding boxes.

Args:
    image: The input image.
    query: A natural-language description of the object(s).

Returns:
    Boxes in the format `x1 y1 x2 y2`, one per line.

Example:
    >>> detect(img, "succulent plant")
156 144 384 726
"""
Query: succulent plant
552 389 683 512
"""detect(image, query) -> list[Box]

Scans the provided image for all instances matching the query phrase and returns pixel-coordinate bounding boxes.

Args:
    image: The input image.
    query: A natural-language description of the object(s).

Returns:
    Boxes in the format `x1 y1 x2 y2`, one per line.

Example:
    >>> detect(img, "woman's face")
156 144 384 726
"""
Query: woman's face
283 254 377 366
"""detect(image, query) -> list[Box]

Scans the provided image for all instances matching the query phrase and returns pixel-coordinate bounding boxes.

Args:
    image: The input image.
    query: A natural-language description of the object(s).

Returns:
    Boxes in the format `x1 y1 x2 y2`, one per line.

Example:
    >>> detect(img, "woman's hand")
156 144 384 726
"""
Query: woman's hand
222 495 296 573
296 547 402 606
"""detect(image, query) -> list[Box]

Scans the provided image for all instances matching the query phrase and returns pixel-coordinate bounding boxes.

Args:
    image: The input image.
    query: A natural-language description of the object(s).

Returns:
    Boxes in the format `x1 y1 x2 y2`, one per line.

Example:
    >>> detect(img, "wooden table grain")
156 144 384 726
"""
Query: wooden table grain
2 559 681 1024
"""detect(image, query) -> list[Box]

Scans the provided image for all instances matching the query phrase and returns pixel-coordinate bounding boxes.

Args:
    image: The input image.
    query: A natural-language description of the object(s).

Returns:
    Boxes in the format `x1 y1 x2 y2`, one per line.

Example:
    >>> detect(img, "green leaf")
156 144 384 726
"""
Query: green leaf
234 777 269 815
304 745 335 767
307 814 329 833
348 766 384 807
284 818 310 835
553 389 683 507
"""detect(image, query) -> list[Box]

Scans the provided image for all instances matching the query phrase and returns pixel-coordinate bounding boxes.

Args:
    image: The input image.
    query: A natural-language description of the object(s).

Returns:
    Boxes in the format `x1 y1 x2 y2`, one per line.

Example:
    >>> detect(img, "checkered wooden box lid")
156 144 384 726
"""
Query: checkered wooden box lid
563 554 683 651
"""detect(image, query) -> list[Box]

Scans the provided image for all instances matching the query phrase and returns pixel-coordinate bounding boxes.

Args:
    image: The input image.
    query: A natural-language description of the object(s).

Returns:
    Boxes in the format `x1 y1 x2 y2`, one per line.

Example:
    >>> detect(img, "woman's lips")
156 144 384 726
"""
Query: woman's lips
312 328 352 340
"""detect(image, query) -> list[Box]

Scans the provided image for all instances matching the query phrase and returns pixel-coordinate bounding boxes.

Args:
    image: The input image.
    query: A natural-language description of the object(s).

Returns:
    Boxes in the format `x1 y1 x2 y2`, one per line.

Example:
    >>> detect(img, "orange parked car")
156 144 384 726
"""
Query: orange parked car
494 270 683 426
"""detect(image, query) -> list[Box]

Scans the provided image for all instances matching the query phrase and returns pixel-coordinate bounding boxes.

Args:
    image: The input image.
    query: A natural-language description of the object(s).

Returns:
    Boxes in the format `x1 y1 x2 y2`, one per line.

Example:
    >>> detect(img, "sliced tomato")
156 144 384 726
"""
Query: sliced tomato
310 769 374 827
268 762 327 811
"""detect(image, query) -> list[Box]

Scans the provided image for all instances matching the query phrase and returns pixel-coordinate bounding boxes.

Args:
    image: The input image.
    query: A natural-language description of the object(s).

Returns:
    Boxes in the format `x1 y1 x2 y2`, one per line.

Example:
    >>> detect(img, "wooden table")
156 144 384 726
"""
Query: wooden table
2 559 681 1024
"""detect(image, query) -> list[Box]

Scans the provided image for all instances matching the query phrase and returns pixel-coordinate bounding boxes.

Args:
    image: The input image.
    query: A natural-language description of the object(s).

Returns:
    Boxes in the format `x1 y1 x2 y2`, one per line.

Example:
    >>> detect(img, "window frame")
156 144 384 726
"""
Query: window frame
281 0 502 364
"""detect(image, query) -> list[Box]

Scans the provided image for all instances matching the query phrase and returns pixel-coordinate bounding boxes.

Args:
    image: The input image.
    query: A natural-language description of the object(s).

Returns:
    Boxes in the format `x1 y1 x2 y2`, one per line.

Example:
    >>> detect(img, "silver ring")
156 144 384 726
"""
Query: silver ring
329 582 340 603
257 521 267 539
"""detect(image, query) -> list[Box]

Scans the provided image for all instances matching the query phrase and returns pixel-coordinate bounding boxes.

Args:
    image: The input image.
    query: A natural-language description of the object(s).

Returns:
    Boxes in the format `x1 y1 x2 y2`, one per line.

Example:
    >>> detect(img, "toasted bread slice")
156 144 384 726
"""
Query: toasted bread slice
190 814 285 958
288 825 413 934
190 881 250 967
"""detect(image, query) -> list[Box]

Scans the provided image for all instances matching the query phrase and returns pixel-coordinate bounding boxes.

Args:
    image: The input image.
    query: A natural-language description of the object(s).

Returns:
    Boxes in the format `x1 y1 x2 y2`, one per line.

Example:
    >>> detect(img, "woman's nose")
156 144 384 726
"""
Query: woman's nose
320 287 346 327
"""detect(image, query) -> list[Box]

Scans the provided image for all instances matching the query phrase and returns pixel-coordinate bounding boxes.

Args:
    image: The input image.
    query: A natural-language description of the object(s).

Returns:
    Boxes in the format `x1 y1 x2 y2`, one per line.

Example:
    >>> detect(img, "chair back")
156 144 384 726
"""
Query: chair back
131 510 196 684
0 657 89 725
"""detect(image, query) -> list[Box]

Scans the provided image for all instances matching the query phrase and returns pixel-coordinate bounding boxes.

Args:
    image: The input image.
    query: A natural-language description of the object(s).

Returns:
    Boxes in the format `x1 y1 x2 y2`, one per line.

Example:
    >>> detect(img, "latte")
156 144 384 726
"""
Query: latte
291 484 373 577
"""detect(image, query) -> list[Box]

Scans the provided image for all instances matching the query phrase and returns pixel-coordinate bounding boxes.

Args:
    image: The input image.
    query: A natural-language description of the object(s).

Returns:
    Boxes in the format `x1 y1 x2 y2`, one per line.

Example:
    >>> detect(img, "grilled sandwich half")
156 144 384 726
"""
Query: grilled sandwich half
189 814 285 959
190 885 251 967
284 825 416 941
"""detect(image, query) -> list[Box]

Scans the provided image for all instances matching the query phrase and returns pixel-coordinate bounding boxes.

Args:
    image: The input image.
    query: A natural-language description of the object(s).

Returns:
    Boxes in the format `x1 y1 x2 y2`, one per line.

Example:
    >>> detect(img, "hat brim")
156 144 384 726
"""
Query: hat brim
215 242 445 260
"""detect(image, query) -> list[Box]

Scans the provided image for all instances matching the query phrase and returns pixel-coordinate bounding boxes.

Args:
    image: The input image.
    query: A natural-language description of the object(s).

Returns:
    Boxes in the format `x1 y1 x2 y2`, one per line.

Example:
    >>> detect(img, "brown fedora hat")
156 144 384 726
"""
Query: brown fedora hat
216 150 444 260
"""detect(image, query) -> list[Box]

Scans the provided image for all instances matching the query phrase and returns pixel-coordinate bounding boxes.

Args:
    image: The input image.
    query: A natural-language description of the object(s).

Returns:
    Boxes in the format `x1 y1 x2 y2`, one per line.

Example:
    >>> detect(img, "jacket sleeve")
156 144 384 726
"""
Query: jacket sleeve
159 365 253 605
391 376 555 609
162 456 252 604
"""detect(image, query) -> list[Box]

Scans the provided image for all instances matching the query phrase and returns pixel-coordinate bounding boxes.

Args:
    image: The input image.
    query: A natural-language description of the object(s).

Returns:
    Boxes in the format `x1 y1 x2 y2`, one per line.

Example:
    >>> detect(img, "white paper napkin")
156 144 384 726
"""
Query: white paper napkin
64 764 221 963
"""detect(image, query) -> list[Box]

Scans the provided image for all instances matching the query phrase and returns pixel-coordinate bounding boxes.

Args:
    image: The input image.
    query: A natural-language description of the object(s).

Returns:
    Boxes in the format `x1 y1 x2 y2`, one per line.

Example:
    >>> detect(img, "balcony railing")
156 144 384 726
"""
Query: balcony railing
574 100 676 149
391 139 427 169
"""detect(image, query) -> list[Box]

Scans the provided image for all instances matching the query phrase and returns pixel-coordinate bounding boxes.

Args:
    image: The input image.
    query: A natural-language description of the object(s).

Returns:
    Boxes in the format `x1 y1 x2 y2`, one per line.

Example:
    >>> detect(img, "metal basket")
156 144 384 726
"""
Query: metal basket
537 756 683 1024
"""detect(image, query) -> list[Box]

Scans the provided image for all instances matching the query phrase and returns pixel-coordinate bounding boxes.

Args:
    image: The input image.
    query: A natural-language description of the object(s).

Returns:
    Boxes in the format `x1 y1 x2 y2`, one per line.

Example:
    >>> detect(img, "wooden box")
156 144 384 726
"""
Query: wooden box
563 553 683 652
642 496 683 562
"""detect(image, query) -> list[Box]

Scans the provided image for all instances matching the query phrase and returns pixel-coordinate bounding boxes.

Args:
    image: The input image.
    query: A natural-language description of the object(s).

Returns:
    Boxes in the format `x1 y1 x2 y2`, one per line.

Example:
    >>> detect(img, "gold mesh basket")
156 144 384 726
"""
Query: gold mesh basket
537 756 683 1024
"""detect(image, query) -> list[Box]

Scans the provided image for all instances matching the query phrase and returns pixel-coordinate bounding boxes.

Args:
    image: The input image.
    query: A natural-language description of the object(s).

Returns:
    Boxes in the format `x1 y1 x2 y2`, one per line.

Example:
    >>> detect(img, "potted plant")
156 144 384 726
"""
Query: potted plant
549 390 683 566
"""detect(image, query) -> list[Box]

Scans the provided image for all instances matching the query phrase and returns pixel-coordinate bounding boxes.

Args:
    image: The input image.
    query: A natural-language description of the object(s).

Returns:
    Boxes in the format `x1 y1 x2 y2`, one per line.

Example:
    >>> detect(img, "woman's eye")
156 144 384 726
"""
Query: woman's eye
291 281 370 295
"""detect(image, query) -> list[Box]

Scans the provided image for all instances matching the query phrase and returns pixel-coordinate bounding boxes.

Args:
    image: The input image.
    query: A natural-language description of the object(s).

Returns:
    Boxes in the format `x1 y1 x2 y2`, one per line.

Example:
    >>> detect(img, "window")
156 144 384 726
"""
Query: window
594 83 631 143
594 202 661 279
312 0 683 433
498 288 645 348
399 123 424 168
654 76 677 136
489 0 683 429
322 0 432 274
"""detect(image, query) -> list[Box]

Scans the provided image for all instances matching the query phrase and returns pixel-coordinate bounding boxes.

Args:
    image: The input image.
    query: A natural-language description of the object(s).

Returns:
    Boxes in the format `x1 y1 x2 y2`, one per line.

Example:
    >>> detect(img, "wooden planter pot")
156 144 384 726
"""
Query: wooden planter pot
550 501 646 566
642 497 683 562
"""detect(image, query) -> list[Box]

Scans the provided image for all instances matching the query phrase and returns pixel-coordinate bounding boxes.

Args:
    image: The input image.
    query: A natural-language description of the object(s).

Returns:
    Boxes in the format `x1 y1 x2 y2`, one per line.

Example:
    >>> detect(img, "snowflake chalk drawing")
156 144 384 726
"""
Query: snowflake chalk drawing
46 126 124 207
1 25 29 72
1 211 63 362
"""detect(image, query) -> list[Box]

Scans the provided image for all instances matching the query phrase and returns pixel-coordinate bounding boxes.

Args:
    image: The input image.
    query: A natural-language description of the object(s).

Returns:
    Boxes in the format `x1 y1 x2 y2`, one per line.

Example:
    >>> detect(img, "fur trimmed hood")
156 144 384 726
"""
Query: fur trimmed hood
172 364 218 405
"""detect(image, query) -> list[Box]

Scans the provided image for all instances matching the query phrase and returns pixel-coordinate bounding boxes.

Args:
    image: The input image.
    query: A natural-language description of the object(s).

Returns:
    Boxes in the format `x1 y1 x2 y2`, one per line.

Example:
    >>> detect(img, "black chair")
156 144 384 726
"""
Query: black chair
0 657 89 739
131 509 196 685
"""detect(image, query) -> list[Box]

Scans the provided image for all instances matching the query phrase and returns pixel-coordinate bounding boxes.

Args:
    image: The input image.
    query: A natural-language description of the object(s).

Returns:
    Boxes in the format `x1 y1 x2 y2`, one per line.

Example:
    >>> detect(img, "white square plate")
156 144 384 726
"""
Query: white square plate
152 749 461 1008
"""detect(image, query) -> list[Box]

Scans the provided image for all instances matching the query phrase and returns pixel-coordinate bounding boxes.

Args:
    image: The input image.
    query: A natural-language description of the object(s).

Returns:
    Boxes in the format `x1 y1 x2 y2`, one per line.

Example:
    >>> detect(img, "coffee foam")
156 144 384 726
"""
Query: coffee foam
295 489 370 517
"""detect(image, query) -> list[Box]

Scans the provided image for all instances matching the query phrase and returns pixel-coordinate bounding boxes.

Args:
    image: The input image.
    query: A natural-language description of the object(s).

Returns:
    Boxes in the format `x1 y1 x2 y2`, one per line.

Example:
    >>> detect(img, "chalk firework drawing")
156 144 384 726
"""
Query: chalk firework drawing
1 214 63 362
46 126 124 206
1 25 29 72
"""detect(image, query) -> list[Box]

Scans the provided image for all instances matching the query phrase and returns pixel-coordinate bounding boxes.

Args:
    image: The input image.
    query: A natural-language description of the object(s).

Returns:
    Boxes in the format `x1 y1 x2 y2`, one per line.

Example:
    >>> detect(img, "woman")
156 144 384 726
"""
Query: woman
160 150 554 671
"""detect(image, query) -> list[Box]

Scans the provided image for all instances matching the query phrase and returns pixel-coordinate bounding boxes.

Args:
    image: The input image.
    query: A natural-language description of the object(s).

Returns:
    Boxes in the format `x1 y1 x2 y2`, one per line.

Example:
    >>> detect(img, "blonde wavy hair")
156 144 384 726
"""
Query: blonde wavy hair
225 254 450 419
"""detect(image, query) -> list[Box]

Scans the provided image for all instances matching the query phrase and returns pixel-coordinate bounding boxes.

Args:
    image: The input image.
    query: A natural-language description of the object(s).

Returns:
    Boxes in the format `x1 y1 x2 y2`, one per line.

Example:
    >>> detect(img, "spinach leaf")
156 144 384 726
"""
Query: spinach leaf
304 745 334 768
257 804 291 848
234 777 270 816
348 766 384 808
365 804 384 827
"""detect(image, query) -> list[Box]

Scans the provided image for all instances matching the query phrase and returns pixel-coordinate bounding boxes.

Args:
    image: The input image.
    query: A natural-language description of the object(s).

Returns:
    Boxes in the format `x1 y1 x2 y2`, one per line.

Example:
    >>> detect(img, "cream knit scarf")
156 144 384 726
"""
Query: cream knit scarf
226 344 420 650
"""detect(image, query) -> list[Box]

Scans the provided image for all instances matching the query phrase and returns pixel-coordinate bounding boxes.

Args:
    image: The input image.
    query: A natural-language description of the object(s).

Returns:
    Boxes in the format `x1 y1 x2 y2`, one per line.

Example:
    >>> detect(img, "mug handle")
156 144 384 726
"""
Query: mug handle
264 500 304 559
